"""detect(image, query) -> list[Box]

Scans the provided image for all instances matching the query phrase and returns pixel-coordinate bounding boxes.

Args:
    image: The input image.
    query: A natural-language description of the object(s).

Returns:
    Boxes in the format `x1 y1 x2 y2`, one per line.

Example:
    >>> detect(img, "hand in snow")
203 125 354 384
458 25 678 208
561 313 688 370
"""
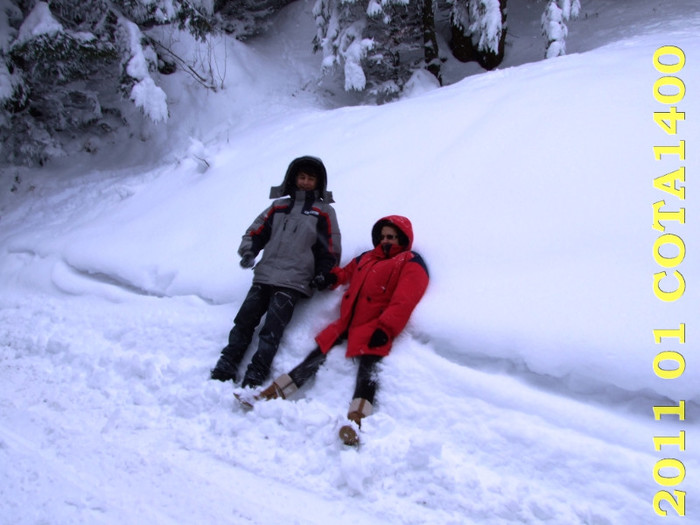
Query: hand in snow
368 329 389 348
240 253 255 269
310 272 337 290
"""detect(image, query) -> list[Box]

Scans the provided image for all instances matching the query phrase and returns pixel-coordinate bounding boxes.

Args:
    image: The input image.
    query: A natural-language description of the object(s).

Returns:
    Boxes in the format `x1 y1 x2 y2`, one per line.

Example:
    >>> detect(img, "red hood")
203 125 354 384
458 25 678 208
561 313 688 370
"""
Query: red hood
371 215 414 251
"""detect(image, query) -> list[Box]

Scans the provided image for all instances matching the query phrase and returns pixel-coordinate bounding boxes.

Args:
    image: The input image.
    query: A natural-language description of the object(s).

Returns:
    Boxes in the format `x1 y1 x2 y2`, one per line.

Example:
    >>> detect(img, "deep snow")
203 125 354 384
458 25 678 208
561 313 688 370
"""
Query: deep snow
1 1 700 523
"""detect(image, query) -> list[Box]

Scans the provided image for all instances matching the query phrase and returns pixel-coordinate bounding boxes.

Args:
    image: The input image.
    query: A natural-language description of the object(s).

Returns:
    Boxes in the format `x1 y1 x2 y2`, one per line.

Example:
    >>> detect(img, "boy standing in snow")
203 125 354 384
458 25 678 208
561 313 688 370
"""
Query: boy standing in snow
252 215 429 445
210 156 341 388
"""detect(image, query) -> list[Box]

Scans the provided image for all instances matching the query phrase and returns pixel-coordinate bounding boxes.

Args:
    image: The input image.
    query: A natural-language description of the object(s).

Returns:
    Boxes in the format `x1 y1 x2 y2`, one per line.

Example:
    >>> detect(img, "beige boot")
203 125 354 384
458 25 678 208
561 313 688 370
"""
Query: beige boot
236 374 298 409
338 398 373 446
258 374 298 401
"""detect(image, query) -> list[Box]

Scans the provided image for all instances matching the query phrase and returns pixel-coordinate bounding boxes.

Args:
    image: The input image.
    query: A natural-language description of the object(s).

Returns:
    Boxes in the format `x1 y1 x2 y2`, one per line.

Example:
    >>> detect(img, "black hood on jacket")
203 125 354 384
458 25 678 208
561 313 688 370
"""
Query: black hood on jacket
269 156 333 202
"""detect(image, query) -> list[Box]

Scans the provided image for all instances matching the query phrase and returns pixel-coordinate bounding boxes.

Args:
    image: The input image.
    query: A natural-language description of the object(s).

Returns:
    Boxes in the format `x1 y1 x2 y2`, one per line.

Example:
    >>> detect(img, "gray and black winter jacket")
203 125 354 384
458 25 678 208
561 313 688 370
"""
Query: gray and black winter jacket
238 157 341 297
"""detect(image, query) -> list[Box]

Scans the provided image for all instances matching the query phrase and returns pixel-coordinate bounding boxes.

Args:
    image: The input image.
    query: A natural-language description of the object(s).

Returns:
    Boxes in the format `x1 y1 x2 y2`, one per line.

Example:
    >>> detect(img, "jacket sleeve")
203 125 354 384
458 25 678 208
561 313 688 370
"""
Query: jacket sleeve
312 204 342 274
377 254 429 339
238 204 275 257
330 254 360 289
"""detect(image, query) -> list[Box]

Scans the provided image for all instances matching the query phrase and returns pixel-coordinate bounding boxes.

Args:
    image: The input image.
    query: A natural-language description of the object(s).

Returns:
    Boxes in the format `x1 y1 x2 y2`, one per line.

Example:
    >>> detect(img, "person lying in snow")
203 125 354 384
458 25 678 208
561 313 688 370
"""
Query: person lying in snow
210 156 341 388
254 215 429 445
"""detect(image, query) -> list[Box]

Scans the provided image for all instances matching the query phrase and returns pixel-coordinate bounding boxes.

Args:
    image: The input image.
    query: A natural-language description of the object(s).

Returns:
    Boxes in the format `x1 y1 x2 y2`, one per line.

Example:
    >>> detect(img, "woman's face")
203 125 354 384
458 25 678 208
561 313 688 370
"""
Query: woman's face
379 225 400 246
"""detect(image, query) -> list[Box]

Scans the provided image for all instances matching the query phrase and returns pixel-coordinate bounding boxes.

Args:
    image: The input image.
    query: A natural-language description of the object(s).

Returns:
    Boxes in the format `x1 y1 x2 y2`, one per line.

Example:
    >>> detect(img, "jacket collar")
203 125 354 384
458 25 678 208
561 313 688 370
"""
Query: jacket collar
371 243 407 259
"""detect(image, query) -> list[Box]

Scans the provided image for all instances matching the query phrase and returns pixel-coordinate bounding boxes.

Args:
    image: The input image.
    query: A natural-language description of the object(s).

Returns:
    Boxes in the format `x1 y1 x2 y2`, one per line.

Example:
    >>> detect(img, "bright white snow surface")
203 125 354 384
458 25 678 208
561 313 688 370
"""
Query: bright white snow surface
2 1 700 523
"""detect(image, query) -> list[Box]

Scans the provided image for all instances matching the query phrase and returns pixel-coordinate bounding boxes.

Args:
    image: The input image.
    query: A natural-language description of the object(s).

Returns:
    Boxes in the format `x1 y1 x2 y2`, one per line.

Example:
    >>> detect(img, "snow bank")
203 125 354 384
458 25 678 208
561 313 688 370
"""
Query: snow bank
5 33 695 403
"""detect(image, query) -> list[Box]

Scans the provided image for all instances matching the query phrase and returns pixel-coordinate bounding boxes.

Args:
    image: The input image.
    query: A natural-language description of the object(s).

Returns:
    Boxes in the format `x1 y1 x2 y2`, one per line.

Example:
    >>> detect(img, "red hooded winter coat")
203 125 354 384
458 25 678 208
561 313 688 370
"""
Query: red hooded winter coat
315 215 429 358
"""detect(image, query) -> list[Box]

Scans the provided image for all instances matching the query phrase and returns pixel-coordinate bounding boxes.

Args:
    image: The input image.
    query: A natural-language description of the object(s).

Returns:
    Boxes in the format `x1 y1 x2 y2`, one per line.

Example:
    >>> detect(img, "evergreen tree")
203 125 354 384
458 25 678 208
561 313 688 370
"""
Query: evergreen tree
313 0 373 93
313 0 441 103
449 0 507 70
214 0 296 38
541 0 580 58
1 0 24 112
2 0 588 167
0 0 294 166
421 0 441 84
2 0 127 165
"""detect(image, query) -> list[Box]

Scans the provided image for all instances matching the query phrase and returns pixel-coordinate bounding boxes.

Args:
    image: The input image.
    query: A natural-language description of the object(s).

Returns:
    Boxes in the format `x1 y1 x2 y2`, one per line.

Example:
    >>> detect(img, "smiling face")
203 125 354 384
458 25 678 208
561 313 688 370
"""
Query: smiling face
296 171 318 191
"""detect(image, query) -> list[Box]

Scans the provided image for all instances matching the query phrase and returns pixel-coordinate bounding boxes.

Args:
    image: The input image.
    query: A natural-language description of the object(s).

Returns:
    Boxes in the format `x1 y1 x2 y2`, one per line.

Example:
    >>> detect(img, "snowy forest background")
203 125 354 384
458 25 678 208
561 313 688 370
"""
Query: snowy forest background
1 0 580 166
2 0 700 524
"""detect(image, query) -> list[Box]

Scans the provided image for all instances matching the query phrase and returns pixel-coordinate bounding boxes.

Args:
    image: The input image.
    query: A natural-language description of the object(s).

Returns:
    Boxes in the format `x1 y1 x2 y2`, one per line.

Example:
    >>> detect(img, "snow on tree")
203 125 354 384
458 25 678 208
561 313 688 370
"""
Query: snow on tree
0 61 12 104
2 1 124 165
1 0 592 167
118 17 168 122
558 0 580 20
449 0 507 70
313 0 373 92
313 0 441 102
0 0 21 106
0 0 297 166
15 1 62 43
541 0 580 58
1 0 175 164
213 0 297 38
312 0 374 92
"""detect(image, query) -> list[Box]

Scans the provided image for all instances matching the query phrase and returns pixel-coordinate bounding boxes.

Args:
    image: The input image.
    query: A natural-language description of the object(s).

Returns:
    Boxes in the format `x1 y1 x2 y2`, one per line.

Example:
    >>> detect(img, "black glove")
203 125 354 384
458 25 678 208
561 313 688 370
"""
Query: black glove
310 272 337 290
368 328 389 348
240 252 255 269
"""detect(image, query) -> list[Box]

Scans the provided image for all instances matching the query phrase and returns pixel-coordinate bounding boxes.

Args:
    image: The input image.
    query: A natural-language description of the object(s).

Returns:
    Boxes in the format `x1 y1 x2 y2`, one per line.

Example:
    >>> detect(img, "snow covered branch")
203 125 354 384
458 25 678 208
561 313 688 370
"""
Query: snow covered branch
541 0 580 58
118 17 169 122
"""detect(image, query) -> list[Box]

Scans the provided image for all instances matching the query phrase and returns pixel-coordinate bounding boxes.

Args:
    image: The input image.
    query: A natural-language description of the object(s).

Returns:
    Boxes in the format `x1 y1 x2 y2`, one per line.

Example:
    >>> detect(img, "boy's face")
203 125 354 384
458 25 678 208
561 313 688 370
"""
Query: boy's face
296 171 317 191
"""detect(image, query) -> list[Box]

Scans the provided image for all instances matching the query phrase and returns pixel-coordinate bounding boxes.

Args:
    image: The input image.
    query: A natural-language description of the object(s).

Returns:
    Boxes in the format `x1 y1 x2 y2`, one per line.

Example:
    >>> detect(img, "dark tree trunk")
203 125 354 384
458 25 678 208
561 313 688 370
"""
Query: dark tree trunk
421 0 442 85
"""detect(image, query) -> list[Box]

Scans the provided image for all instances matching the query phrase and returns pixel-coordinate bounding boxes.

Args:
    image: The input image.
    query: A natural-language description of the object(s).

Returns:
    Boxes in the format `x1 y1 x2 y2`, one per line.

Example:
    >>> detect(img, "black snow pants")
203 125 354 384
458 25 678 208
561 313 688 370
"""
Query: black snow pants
222 283 301 387
289 347 383 404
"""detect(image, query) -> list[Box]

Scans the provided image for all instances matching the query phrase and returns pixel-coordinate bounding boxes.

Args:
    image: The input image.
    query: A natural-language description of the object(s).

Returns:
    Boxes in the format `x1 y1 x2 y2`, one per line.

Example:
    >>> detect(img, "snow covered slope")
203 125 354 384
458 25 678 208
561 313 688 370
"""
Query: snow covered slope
1 1 699 523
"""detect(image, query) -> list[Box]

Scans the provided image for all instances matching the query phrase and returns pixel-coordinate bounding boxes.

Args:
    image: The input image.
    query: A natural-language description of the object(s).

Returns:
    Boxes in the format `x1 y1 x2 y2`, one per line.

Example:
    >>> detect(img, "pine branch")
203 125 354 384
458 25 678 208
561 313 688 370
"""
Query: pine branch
145 37 217 91
100 0 217 91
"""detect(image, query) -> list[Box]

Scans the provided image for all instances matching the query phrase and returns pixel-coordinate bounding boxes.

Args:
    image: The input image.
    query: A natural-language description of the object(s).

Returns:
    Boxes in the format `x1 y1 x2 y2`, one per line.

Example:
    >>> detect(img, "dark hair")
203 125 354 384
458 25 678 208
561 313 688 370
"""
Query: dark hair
294 160 323 179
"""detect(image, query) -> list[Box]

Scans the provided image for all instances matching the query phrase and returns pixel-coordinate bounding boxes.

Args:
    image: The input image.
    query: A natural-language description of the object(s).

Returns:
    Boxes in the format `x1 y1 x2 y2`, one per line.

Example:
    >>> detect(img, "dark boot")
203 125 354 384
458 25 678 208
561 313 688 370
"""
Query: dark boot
241 356 272 388
339 398 373 446
240 337 279 388
210 341 246 382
